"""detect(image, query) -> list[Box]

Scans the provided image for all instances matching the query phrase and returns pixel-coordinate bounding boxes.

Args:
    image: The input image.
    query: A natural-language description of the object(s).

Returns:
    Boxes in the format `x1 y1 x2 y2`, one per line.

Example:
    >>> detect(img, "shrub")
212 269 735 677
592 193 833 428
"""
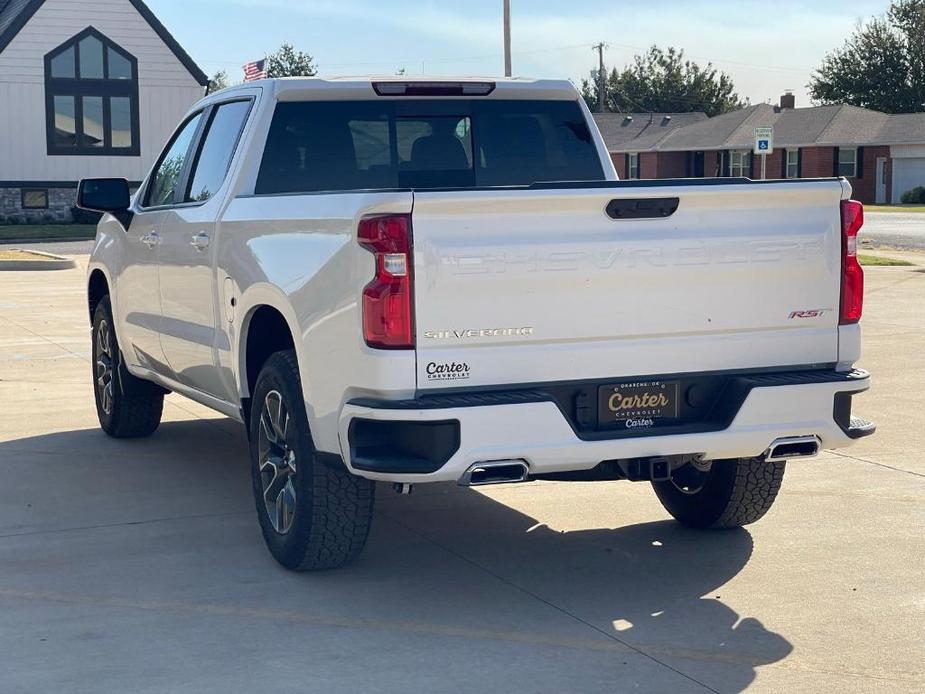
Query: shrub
900 186 925 204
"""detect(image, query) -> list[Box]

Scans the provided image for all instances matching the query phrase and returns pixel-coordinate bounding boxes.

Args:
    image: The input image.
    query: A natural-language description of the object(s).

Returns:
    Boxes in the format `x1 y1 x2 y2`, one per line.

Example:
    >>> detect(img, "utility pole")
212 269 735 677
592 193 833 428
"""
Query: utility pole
503 0 512 77
593 42 606 112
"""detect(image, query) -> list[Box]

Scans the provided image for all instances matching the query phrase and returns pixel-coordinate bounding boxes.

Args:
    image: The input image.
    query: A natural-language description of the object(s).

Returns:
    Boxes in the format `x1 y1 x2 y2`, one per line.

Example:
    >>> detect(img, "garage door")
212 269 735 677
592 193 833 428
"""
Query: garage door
893 157 925 201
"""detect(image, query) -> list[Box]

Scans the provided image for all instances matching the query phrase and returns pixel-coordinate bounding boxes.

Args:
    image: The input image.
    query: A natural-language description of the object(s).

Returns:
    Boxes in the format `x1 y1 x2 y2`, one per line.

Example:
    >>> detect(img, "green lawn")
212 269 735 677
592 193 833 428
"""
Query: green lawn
0 224 96 242
858 254 915 266
866 205 925 213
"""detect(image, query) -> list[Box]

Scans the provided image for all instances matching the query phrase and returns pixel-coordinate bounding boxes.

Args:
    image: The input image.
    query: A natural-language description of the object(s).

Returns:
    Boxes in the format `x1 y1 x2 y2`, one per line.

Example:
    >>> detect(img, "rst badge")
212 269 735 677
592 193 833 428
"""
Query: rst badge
789 309 830 319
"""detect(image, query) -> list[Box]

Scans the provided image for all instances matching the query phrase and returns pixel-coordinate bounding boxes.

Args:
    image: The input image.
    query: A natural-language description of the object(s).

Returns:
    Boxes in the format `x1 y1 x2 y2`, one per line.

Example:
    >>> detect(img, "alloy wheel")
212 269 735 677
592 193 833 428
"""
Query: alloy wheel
257 390 298 534
95 319 114 415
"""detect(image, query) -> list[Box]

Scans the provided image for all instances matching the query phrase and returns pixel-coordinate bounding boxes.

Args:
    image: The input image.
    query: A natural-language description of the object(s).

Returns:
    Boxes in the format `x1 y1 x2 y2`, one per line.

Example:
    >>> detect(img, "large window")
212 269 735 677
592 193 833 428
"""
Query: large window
254 99 605 194
729 149 751 177
838 148 857 178
44 28 140 156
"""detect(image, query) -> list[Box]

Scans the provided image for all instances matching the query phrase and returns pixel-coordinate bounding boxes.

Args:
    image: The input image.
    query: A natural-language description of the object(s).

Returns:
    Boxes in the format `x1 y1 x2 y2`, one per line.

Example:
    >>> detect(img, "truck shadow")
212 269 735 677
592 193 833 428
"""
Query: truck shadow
0 418 792 692
375 486 793 692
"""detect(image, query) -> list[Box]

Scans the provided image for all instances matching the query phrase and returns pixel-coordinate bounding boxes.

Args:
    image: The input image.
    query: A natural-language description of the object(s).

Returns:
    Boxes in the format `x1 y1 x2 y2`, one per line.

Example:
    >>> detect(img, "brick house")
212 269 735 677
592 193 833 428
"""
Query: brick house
595 94 925 205
592 111 708 180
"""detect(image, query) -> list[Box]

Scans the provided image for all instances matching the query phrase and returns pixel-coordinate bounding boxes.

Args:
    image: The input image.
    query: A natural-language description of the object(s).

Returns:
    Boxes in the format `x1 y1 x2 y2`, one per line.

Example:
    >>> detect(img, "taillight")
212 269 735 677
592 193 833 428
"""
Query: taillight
358 214 414 349
840 199 864 324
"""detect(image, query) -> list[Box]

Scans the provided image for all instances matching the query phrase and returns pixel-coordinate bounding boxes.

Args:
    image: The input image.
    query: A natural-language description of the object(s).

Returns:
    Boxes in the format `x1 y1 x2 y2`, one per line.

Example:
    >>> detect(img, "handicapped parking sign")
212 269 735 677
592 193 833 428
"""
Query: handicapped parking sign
754 127 774 155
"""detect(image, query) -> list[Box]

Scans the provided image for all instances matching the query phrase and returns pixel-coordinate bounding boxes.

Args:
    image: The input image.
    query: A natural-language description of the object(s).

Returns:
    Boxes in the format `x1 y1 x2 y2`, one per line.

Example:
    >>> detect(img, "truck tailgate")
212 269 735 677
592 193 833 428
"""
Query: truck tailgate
411 180 846 390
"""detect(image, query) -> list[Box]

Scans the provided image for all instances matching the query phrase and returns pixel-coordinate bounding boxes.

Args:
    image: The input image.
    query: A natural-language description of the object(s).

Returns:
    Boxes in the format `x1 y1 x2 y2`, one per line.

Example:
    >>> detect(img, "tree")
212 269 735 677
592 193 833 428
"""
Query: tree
206 70 229 94
809 0 925 113
581 46 746 117
266 43 317 78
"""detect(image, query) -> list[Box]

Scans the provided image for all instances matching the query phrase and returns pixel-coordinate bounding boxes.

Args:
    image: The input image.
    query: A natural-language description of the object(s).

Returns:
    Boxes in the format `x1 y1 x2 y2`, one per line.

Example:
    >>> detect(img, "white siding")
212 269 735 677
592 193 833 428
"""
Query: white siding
891 145 925 159
0 0 205 181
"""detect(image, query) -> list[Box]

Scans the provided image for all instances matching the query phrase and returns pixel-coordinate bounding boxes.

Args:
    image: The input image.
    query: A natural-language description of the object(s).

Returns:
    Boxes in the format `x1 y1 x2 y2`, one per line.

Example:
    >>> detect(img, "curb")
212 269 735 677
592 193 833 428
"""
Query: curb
0 249 77 271
0 236 95 244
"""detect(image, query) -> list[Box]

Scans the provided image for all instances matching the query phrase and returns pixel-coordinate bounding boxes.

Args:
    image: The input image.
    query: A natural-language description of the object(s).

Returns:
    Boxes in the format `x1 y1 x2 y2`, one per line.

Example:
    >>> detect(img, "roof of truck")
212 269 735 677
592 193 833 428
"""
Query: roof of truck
213 76 582 101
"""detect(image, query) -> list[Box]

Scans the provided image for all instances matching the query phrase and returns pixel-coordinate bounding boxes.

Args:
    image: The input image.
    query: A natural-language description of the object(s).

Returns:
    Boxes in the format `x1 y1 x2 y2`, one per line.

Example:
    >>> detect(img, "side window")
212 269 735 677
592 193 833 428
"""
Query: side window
145 112 203 207
185 100 252 202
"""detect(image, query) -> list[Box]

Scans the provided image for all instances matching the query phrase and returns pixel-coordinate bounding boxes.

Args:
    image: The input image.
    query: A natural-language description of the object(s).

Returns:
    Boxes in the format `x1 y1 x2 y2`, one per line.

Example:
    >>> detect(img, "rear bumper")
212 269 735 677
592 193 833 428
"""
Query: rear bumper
337 368 873 484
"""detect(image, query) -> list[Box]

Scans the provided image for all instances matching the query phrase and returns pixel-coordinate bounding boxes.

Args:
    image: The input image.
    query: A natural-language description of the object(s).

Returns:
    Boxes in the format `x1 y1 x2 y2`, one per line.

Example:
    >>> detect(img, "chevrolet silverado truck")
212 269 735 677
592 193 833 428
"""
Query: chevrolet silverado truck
78 77 875 571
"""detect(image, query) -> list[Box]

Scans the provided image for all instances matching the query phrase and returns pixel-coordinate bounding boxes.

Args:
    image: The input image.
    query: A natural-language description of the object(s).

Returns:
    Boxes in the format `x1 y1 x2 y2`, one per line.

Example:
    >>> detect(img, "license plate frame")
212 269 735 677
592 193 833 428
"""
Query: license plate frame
597 380 681 429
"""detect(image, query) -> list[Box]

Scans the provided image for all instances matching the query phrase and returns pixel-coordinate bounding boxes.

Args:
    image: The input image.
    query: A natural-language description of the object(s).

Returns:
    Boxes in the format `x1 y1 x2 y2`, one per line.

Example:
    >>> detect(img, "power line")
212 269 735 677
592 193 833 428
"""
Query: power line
601 40 808 74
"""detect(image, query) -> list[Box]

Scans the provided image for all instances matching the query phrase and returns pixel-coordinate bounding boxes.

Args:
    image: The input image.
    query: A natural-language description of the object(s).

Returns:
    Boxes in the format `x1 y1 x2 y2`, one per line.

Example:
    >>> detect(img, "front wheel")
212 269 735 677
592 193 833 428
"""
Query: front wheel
92 296 163 438
651 458 785 528
249 350 375 571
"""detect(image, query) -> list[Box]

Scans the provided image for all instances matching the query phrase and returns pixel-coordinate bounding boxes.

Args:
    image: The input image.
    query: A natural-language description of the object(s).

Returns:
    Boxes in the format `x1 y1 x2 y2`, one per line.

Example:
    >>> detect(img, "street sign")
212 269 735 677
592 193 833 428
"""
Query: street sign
754 126 774 155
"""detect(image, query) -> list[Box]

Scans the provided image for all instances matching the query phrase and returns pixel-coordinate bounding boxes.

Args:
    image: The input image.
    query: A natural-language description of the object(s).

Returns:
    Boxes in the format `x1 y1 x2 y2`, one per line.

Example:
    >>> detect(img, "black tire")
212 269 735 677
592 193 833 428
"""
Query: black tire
92 296 164 438
249 350 375 571
651 458 786 529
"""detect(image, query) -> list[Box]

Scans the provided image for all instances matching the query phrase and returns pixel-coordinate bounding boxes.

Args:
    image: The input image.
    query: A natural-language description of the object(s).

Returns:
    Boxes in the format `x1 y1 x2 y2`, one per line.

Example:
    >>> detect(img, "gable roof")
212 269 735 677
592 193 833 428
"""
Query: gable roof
606 101 924 153
873 112 925 145
0 0 208 85
593 112 708 152
0 0 34 42
651 104 766 151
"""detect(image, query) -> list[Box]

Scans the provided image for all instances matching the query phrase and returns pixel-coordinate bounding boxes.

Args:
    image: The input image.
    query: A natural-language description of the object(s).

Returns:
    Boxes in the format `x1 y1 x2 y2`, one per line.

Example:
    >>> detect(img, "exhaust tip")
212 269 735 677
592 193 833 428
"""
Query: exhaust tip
766 435 820 462
459 460 529 487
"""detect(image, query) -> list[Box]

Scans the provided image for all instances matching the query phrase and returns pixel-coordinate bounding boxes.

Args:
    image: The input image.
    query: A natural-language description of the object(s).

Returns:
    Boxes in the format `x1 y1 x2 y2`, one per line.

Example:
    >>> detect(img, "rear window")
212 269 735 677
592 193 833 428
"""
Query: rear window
255 99 604 194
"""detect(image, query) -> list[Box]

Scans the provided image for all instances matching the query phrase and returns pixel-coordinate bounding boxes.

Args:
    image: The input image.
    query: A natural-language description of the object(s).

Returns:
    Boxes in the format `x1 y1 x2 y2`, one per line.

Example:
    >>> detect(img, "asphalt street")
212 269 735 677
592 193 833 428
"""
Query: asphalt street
861 212 925 250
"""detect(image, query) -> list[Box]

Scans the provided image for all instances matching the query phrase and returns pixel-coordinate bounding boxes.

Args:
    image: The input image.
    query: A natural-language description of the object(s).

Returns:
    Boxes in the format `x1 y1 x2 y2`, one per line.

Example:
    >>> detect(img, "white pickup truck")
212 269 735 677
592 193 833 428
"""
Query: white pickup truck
78 77 874 571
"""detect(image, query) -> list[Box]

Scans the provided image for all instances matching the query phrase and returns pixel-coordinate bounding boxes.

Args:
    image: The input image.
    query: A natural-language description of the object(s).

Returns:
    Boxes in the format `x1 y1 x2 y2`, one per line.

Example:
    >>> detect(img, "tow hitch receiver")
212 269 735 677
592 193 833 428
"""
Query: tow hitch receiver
625 457 672 482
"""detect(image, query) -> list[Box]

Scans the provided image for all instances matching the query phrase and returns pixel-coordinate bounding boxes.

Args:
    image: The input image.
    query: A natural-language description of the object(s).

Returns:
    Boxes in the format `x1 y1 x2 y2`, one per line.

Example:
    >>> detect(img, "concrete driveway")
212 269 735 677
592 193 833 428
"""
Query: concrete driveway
0 254 922 693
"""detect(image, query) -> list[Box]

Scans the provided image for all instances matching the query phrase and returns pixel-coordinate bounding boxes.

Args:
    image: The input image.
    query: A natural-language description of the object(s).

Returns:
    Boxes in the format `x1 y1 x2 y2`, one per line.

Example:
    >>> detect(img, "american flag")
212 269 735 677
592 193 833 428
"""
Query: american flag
243 58 267 81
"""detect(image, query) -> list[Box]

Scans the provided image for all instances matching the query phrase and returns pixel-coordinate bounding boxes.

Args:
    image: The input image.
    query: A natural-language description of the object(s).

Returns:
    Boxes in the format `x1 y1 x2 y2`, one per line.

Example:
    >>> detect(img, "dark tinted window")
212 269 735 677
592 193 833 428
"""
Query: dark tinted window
186 100 251 202
44 30 139 156
255 99 603 194
146 113 203 207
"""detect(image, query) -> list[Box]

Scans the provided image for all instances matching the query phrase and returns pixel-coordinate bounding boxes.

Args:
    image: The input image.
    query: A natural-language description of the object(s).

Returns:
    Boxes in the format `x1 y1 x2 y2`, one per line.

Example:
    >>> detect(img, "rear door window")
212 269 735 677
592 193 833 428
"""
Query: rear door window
255 99 603 194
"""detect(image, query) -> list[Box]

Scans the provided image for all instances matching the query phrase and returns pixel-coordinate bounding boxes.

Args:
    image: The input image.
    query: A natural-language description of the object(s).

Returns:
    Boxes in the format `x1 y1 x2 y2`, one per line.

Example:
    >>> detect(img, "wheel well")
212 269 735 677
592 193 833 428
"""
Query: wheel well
88 270 109 324
243 305 296 415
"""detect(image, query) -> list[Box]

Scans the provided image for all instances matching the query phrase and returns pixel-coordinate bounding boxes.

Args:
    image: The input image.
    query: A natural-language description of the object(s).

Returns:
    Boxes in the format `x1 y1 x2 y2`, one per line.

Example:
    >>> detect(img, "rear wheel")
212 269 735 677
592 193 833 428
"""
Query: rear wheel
651 458 785 528
92 296 163 438
249 350 375 571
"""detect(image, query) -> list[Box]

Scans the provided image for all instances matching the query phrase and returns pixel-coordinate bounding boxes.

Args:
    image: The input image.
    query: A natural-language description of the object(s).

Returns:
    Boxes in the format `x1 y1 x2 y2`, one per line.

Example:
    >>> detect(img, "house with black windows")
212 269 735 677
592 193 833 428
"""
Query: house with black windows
0 0 207 221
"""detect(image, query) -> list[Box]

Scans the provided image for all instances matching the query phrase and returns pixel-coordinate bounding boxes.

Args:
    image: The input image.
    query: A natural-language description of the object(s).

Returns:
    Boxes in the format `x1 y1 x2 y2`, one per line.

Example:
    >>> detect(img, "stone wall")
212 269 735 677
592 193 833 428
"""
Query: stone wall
0 186 79 224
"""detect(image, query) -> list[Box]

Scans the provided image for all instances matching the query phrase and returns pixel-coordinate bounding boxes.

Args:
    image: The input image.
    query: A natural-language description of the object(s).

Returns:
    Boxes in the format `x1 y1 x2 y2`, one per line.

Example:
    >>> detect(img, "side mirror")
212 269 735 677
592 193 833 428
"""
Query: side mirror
77 178 133 228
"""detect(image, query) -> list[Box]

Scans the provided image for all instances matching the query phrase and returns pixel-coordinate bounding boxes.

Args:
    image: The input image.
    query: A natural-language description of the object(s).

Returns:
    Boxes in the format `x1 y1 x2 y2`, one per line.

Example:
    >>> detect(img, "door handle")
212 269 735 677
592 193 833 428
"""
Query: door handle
140 231 159 249
190 232 210 251
605 197 679 220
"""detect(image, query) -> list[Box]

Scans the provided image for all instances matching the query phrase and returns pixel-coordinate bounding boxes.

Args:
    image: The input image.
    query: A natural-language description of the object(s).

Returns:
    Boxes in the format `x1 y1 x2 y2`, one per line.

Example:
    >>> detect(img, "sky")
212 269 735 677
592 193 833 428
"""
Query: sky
146 0 891 108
